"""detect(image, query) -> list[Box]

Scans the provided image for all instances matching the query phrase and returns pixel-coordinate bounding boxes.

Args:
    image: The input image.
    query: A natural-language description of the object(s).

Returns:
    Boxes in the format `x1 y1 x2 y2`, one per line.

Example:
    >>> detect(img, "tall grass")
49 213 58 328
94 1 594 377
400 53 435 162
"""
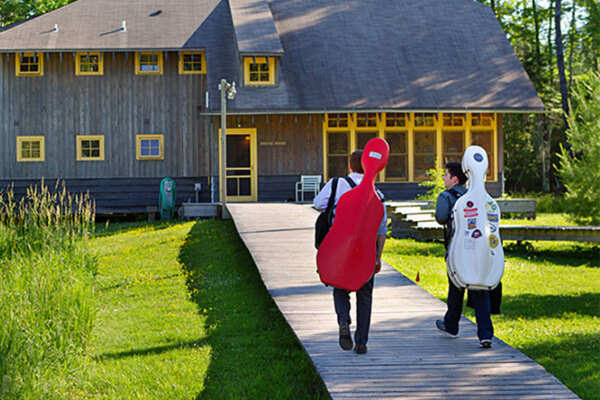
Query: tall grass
0 181 97 399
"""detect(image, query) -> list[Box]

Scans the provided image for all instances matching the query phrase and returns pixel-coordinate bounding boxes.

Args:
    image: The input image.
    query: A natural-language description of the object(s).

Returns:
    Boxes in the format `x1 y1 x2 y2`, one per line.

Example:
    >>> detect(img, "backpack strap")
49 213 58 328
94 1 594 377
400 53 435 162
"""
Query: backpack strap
324 178 339 217
343 176 357 189
443 187 463 251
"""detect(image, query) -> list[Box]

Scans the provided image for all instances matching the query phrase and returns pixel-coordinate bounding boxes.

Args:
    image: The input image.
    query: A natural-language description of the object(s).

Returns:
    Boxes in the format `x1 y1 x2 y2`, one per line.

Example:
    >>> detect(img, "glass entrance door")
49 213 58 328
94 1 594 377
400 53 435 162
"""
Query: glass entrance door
221 129 257 202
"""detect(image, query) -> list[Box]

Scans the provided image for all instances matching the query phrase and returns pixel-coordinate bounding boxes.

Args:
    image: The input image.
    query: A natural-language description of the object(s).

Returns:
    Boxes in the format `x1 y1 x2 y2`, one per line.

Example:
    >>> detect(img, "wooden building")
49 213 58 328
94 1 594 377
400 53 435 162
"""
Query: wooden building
0 0 543 212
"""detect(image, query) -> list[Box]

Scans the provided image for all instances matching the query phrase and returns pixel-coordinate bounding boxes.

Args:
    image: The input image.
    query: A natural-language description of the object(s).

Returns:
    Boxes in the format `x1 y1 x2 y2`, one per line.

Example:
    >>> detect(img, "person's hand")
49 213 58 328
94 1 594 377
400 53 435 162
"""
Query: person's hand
374 259 382 274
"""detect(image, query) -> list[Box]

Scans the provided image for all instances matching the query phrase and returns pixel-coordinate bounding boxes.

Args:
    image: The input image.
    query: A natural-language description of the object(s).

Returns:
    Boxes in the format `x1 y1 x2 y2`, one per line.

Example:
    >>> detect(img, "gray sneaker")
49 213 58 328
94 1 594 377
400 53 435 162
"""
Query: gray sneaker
479 339 492 348
436 319 459 338
338 322 353 351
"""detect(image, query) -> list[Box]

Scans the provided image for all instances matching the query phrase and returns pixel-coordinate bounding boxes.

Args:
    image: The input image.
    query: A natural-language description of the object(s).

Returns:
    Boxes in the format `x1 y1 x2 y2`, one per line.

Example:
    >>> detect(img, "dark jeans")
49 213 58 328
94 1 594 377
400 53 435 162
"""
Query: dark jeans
444 275 494 340
333 277 374 346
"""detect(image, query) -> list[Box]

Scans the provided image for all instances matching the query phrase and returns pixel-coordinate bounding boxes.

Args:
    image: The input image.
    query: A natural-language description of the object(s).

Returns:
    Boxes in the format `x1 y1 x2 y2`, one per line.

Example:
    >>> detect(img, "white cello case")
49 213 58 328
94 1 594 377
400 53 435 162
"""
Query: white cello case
447 145 504 290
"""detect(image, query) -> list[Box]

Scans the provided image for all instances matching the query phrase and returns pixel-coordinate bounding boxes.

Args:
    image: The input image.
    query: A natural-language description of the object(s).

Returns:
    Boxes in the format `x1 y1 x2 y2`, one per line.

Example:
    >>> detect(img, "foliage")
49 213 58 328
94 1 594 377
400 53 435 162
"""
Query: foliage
416 162 445 201
0 0 74 27
556 72 600 224
0 182 96 399
383 238 600 400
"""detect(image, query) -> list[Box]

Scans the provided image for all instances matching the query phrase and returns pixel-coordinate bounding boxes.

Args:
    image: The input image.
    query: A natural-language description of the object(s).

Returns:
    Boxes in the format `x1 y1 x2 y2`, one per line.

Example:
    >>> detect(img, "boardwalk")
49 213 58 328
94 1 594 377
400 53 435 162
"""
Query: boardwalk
227 203 579 400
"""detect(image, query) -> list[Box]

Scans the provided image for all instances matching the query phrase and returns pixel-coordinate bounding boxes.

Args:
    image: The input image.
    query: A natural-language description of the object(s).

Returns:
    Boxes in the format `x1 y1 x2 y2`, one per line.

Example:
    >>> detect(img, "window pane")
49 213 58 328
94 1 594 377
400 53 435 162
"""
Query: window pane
472 130 494 179
227 135 251 168
327 114 348 128
442 131 464 164
387 131 407 153
387 155 407 180
328 132 348 154
386 113 407 127
414 130 435 181
357 132 376 150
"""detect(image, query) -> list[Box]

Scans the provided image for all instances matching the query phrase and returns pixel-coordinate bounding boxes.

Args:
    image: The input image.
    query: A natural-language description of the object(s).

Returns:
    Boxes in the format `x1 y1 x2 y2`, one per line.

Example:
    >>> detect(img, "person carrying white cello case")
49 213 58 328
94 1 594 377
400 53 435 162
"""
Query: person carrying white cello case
435 145 504 348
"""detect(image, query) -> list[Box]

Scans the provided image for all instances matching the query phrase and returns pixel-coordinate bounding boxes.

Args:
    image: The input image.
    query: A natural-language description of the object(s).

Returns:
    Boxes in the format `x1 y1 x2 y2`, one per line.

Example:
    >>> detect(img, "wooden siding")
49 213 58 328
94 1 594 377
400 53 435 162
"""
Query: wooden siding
0 52 207 179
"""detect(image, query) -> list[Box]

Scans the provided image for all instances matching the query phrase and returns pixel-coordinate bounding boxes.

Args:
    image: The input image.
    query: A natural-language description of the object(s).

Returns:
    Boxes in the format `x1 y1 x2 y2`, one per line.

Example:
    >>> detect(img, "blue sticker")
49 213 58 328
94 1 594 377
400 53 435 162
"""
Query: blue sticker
474 153 483 162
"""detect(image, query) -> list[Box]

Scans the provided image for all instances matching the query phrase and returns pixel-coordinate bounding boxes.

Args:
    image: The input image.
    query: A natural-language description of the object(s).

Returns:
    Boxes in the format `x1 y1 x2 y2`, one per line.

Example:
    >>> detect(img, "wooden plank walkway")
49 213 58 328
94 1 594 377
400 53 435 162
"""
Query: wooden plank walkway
227 203 580 400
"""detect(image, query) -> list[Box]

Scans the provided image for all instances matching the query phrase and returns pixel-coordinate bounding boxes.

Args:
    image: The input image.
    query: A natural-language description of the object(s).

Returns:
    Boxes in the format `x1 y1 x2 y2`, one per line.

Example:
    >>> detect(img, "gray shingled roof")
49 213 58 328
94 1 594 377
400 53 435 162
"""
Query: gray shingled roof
0 0 221 50
0 0 543 112
218 0 544 112
229 0 283 54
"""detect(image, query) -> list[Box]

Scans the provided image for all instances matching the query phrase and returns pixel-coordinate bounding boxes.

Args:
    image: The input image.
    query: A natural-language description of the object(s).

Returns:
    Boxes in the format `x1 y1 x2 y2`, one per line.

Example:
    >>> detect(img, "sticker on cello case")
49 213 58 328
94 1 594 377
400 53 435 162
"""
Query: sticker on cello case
490 224 497 233
472 229 482 239
488 213 499 223
369 151 382 159
489 234 499 248
474 153 484 162
486 201 498 211
467 201 474 207
467 218 477 229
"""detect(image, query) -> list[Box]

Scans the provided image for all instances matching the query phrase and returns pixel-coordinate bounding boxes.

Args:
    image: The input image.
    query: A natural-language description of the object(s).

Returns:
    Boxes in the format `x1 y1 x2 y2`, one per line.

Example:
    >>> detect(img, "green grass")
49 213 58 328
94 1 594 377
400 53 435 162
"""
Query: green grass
501 212 579 226
383 238 600 400
78 220 328 399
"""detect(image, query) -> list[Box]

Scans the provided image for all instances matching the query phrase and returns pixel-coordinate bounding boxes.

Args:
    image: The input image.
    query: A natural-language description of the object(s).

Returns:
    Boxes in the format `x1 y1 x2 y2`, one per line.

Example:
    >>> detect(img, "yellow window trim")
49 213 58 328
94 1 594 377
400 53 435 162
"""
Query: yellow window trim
135 51 163 75
16 52 44 76
75 52 104 76
17 136 45 162
76 135 105 161
244 56 275 85
136 134 164 160
323 112 498 183
179 51 206 74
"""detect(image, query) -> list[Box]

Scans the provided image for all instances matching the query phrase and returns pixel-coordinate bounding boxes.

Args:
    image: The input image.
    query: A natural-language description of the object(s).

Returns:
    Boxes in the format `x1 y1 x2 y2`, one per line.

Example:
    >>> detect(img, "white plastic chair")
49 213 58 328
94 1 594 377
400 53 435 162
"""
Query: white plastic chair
295 175 322 202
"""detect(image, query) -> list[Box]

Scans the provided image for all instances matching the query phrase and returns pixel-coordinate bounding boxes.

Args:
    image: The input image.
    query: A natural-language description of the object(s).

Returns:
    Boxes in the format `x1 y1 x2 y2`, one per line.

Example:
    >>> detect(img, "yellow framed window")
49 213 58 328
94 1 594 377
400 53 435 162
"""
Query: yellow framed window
386 112 408 128
77 135 105 161
326 131 350 178
17 136 45 161
16 52 44 76
327 113 349 128
471 113 494 127
442 130 464 164
135 51 163 75
76 52 103 75
471 130 494 180
179 51 206 74
414 113 435 127
413 130 436 181
385 131 408 181
443 113 465 127
244 56 275 85
137 134 164 160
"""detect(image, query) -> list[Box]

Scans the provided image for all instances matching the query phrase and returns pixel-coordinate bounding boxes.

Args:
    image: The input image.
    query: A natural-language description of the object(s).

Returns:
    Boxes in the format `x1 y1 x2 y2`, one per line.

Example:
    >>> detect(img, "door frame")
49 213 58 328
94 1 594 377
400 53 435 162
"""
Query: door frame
218 128 258 202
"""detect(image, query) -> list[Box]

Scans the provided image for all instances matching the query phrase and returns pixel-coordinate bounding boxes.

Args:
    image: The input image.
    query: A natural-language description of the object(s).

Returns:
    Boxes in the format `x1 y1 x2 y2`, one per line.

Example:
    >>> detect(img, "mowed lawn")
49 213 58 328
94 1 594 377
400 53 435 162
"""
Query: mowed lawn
76 220 328 399
383 236 600 400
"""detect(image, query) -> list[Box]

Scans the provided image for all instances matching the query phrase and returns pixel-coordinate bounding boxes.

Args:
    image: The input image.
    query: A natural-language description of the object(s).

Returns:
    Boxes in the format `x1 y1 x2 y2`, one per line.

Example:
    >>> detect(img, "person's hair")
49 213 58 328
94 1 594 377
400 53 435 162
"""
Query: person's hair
349 150 364 173
445 162 467 185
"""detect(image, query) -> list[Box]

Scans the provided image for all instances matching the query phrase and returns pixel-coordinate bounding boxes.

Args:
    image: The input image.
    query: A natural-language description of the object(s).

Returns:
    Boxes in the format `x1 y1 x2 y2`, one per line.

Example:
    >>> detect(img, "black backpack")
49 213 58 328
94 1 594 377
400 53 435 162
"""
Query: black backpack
443 187 462 251
314 177 356 249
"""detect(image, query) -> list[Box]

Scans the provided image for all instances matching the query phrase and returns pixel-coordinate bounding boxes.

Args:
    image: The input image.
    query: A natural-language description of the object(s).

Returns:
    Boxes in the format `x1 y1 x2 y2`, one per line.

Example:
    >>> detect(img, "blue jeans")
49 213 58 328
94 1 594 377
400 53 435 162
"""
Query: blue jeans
333 277 374 346
444 275 493 340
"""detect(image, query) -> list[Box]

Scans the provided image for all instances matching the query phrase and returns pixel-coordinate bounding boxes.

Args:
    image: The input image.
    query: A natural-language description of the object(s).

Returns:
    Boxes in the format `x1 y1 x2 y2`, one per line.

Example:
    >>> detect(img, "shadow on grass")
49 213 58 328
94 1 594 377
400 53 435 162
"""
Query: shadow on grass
94 339 206 361
504 242 600 268
517 331 599 400
178 220 330 400
499 292 600 320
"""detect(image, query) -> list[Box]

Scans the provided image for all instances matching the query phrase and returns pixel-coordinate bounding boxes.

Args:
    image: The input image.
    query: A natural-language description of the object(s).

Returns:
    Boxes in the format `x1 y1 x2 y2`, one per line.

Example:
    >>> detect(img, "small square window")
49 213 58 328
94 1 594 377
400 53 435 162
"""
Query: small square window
135 52 163 75
179 51 206 74
137 134 164 160
16 52 44 76
244 56 275 85
17 136 45 161
76 52 103 75
77 135 104 161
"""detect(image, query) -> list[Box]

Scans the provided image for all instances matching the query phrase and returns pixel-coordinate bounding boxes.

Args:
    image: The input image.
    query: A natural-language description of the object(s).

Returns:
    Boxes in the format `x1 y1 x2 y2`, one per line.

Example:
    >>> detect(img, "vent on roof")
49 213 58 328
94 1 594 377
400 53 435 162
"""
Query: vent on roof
149 10 162 17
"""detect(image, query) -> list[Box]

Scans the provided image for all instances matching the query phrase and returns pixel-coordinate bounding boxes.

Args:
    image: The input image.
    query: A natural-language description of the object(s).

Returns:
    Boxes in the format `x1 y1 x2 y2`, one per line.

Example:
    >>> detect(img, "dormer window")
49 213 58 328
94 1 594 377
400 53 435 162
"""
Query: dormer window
135 51 163 75
16 52 43 76
244 56 275 85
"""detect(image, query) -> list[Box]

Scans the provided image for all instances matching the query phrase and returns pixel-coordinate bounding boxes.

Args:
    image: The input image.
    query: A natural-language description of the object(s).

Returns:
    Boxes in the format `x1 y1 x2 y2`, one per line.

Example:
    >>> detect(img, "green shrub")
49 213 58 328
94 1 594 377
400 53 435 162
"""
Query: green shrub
416 162 445 201
557 72 600 225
